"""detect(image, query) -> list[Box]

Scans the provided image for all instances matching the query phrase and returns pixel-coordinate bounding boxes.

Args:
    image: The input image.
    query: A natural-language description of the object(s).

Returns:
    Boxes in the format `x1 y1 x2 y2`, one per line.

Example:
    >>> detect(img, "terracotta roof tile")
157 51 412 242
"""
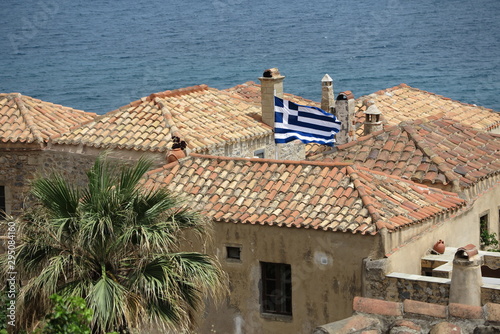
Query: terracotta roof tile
53 85 271 153
313 116 500 190
0 93 96 146
356 84 500 133
224 81 320 107
143 154 466 234
305 84 499 156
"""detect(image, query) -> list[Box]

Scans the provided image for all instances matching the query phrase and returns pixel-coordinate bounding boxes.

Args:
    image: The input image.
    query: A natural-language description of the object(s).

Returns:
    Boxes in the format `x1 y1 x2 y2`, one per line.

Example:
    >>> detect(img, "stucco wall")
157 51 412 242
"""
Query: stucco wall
379 179 500 276
198 222 383 334
464 176 500 240
381 207 478 276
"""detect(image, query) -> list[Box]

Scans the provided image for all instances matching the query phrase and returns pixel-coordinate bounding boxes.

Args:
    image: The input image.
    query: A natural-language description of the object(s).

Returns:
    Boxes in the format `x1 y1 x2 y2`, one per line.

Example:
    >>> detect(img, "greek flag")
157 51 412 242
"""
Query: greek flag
274 96 341 146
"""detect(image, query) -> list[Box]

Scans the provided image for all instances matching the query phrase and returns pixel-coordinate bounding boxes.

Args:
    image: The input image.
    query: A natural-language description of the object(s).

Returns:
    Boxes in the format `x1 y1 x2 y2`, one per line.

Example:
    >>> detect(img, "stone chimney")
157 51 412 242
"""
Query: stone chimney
449 244 482 306
321 74 334 113
363 101 383 136
259 68 285 128
334 91 356 145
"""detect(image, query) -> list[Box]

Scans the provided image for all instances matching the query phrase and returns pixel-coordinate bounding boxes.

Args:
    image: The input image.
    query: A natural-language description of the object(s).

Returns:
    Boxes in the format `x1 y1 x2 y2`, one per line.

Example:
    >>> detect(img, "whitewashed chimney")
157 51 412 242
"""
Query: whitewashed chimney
259 68 285 128
334 91 356 145
449 244 482 306
321 74 334 113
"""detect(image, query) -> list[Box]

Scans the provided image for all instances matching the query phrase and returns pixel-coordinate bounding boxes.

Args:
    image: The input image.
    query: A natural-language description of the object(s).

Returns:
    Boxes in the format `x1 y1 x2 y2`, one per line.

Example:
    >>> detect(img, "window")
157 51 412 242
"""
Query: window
480 212 490 246
0 186 5 219
261 262 292 315
226 246 241 260
254 149 265 159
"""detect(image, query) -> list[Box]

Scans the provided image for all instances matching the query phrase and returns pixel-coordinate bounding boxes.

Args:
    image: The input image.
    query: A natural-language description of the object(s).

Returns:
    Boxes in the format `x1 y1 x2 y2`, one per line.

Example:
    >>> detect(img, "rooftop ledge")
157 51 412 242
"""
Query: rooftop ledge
387 246 500 290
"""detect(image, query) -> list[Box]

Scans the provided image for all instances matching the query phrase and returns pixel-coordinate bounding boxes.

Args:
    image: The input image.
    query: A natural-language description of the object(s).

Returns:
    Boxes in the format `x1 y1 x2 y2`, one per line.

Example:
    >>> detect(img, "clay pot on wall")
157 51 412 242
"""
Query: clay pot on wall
433 239 445 254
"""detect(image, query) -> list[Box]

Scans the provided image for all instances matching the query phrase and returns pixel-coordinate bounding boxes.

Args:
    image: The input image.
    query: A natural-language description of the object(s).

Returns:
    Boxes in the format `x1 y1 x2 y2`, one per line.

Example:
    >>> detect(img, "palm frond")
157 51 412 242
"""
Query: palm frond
30 174 80 222
118 157 153 199
13 154 226 333
88 269 129 332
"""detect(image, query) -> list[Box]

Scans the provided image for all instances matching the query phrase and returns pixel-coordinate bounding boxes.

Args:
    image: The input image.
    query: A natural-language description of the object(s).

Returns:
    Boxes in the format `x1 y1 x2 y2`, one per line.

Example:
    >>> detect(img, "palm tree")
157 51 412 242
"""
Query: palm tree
3 155 226 333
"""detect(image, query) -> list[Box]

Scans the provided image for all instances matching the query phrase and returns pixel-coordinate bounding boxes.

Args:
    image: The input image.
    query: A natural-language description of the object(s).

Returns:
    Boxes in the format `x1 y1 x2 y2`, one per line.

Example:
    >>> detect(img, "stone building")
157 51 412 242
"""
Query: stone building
49 69 318 163
0 93 96 217
311 116 500 271
1 70 500 333
0 68 316 215
142 154 475 333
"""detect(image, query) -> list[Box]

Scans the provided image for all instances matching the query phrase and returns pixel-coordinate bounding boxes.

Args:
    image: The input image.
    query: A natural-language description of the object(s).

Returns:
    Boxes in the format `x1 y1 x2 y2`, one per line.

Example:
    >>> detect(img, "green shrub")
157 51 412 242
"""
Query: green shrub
36 294 93 334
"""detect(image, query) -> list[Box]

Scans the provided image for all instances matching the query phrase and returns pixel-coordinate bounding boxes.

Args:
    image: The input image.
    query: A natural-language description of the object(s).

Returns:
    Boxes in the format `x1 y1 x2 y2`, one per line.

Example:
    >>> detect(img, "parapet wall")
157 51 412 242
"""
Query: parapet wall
363 256 500 305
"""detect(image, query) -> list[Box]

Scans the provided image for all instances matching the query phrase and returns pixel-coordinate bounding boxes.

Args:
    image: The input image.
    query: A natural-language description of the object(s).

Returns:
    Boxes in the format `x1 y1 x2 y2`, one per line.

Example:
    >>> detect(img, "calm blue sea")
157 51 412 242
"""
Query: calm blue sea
1 0 499 114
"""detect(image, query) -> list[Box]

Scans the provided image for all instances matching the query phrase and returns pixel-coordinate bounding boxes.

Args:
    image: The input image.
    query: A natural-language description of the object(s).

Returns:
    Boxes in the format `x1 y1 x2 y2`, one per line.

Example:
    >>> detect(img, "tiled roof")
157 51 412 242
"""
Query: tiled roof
0 93 96 146
143 154 466 235
313 116 500 189
227 82 500 145
356 84 500 132
225 81 321 107
52 85 271 153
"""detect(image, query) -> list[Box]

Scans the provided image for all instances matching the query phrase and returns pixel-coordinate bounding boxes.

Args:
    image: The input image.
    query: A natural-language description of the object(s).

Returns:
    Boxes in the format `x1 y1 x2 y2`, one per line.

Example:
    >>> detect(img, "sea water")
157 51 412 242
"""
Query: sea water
1 0 498 114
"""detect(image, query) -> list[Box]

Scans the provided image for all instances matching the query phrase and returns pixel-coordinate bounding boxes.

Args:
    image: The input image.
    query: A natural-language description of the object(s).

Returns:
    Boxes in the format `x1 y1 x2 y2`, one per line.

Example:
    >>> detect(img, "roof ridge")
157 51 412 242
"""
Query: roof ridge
363 83 409 98
189 153 354 168
350 164 466 231
148 84 209 100
224 81 259 90
346 165 387 231
402 123 461 192
218 85 264 105
10 93 45 145
154 97 181 143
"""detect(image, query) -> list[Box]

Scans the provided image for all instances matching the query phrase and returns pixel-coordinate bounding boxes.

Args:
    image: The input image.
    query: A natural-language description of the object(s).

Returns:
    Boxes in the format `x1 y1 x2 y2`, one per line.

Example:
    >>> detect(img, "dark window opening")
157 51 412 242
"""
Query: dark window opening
482 265 500 279
480 213 489 245
254 149 265 159
261 262 292 315
0 186 5 219
226 246 241 260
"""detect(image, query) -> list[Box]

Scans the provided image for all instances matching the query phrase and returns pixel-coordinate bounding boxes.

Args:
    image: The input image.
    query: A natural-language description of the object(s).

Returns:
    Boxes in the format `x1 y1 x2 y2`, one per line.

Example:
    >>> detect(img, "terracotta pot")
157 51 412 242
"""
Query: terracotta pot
433 239 445 254
166 148 186 163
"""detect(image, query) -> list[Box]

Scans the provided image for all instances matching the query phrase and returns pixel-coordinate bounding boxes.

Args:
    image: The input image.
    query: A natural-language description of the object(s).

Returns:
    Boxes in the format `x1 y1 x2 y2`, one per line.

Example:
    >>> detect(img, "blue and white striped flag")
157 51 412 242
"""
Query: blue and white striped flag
274 96 341 146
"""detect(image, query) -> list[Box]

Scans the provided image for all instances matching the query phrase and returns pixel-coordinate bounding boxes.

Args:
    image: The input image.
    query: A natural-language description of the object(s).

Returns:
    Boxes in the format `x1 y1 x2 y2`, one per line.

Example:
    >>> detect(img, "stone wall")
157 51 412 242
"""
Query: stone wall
199 135 306 161
314 297 500 334
0 150 102 216
206 136 274 158
362 259 448 303
275 140 306 160
363 258 500 305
